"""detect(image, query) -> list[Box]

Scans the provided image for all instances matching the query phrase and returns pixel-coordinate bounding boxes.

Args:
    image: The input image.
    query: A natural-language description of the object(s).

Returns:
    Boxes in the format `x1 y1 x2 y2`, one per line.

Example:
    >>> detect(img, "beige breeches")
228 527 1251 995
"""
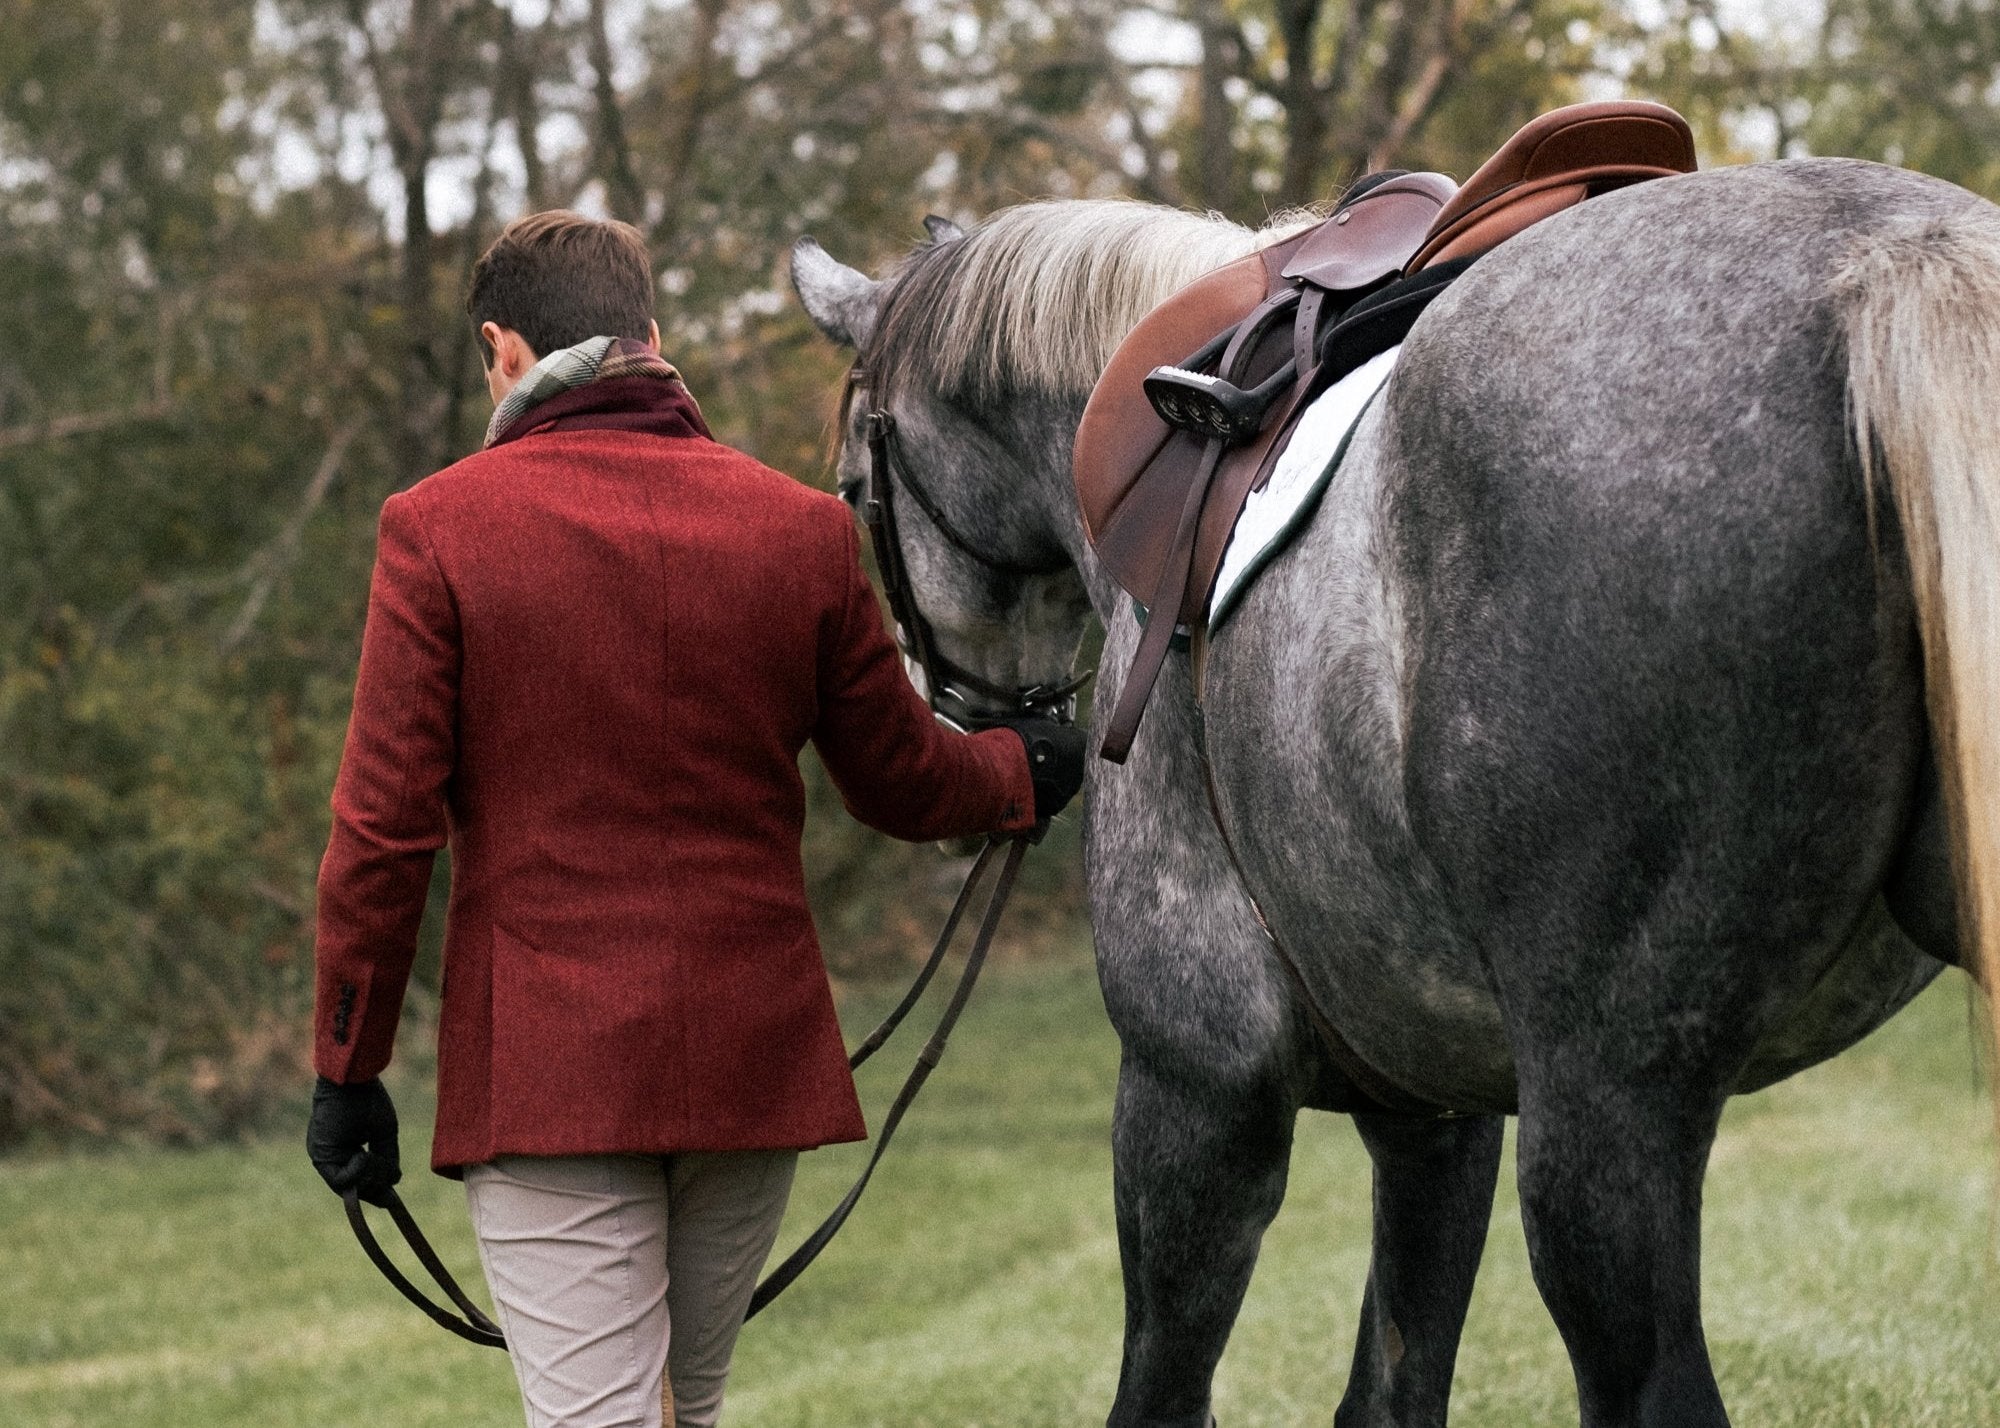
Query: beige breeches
464 1150 798 1428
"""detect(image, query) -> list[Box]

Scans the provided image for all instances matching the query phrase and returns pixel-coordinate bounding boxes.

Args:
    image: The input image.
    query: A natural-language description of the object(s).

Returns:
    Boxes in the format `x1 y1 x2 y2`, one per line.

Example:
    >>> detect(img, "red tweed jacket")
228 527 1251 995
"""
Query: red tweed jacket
311 375 1034 1173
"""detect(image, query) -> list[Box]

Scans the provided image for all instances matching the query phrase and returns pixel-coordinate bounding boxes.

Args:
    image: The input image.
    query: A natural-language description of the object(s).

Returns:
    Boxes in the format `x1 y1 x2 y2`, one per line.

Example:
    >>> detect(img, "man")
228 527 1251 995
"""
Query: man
306 210 1084 1428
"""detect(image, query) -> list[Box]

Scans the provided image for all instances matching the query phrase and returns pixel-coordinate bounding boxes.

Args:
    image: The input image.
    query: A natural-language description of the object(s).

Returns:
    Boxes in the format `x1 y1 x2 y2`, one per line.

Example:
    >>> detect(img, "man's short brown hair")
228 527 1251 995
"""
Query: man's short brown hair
466 211 655 362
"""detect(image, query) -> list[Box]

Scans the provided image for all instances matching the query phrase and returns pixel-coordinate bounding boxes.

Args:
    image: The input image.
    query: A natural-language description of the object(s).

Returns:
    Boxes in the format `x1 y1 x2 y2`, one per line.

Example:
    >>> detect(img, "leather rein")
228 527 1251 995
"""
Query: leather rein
747 389 1091 1315
341 372 1088 1347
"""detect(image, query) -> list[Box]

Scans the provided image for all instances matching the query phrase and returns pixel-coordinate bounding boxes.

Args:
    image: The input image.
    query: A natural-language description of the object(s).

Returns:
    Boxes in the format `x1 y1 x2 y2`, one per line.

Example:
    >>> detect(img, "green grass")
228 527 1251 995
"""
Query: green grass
4 955 1998 1425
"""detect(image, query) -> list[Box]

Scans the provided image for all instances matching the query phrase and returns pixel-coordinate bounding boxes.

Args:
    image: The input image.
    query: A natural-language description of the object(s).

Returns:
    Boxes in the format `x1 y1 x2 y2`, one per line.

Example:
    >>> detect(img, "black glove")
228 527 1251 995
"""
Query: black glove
1000 718 1088 826
306 1075 402 1207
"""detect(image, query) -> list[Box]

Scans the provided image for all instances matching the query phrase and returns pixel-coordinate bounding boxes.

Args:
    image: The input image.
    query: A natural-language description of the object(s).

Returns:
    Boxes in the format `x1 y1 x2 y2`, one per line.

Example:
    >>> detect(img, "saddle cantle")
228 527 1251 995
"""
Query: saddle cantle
1075 100 1698 762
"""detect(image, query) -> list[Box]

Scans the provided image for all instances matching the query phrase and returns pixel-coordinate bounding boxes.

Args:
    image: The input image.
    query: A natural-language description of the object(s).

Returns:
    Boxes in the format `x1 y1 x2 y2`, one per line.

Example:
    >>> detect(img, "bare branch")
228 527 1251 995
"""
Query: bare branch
219 417 365 654
1367 43 1454 168
916 104 1176 203
704 3 871 108
649 0 730 251
1367 0 1533 168
1114 80 1187 207
0 399 173 453
1326 0 1386 125
586 0 649 223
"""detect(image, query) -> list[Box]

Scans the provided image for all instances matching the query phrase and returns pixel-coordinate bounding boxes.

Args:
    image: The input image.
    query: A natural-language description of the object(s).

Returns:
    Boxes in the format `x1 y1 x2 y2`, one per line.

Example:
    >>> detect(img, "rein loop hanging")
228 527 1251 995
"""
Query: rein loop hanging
744 832 1031 1320
343 1188 507 1348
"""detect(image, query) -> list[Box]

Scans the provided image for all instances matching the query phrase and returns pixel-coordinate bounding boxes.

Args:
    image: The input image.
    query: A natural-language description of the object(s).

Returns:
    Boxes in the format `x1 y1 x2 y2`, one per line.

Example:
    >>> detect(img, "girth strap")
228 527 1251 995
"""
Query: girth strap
1096 435 1225 764
1190 710 1453 1119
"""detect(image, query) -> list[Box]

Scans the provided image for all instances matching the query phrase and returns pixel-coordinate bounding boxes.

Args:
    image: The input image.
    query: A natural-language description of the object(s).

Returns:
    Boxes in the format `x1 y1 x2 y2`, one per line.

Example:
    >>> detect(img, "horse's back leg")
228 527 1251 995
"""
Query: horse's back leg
1512 1039 1734 1427
1335 1111 1504 1428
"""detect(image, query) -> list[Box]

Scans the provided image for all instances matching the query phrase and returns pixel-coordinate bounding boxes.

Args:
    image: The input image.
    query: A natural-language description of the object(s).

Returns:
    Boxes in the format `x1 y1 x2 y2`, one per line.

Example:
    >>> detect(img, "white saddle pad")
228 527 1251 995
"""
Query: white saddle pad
1207 345 1401 630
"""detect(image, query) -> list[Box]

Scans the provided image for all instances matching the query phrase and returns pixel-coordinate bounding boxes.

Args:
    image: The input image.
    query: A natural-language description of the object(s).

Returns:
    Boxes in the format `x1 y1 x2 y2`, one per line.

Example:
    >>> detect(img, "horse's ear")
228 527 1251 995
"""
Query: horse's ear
922 214 965 244
790 237 881 350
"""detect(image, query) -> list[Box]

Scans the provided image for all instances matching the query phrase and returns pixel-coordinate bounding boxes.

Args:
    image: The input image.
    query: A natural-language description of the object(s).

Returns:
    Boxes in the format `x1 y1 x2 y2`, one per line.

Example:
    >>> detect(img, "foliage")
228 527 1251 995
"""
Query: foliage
1629 0 2000 198
2 0 1995 1147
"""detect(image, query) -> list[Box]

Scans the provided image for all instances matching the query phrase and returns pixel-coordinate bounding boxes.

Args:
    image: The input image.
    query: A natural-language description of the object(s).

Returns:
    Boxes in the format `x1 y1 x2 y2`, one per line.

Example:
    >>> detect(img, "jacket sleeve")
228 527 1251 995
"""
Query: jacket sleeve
312 491 459 1083
812 512 1036 841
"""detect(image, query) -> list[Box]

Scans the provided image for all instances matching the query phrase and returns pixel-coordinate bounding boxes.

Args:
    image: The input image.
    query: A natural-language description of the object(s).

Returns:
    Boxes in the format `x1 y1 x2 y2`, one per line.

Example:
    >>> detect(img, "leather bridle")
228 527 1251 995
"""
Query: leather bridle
736 372 1092 1320
849 369 1090 729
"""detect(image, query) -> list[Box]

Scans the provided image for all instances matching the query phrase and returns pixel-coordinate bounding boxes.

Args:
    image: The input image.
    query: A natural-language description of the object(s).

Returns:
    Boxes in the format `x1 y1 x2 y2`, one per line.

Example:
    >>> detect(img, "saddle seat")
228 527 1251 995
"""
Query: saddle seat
1075 100 1697 762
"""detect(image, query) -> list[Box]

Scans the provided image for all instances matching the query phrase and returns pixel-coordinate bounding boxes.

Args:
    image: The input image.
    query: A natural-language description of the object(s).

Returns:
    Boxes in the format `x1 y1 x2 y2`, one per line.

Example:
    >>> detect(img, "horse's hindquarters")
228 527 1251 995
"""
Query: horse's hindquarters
1204 159 1972 1115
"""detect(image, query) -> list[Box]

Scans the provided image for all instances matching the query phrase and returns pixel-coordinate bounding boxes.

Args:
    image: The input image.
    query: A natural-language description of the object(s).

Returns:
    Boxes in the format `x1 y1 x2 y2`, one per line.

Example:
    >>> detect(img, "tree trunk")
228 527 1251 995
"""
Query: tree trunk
1275 0 1330 206
1195 10 1239 211
587 0 649 224
499 6 552 212
364 0 466 479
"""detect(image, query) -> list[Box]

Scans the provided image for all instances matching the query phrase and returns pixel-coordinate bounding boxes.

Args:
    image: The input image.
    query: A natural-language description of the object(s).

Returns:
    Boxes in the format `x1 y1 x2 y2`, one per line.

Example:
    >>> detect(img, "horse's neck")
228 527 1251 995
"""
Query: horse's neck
996 389 1132 624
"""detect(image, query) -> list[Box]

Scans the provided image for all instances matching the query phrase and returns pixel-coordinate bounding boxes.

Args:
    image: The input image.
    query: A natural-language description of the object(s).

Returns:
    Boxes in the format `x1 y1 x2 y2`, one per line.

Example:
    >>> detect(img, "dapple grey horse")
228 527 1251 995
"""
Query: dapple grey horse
790 158 2000 1427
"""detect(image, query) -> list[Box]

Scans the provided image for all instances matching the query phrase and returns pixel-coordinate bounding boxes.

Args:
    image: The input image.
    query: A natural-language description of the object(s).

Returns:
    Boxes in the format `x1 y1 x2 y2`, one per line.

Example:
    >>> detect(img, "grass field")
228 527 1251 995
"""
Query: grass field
4 952 1998 1426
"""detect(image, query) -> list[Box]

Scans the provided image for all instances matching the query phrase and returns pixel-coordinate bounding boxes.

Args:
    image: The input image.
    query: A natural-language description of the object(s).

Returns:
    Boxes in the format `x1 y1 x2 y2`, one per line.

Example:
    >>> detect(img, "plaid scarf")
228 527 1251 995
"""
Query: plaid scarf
484 336 686 448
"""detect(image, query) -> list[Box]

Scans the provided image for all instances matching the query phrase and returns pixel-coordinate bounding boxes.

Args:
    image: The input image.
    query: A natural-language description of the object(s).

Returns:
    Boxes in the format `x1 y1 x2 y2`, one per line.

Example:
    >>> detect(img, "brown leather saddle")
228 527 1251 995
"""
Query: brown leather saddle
1075 100 1698 762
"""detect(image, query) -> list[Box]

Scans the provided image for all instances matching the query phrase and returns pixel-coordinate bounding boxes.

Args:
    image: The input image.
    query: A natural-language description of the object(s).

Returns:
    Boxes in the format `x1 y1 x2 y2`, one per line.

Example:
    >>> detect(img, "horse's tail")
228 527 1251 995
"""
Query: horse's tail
1835 204 2000 1118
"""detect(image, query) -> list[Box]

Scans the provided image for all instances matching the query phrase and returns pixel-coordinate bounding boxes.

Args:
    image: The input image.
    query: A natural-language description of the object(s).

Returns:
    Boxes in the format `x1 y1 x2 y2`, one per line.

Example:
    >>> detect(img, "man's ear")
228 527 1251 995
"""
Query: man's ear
789 238 882 350
481 322 536 379
646 319 661 354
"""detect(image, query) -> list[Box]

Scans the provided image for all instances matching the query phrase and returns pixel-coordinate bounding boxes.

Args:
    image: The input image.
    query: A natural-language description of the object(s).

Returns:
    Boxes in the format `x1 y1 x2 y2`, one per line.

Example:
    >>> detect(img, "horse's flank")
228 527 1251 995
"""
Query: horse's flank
866 200 1310 407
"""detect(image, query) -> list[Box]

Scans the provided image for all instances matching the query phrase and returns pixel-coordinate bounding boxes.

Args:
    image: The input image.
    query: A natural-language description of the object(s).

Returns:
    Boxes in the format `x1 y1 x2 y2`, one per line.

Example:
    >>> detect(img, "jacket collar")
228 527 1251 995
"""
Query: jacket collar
486 373 713 449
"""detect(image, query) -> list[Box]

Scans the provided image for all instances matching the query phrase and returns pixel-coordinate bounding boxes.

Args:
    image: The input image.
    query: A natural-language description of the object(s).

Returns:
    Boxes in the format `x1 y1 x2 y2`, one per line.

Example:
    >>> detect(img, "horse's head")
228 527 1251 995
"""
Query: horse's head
789 217 1095 728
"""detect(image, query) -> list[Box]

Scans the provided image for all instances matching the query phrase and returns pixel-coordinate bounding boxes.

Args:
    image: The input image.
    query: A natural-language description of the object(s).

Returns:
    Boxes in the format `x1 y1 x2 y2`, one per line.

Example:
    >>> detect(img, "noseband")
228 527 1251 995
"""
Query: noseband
851 369 1089 727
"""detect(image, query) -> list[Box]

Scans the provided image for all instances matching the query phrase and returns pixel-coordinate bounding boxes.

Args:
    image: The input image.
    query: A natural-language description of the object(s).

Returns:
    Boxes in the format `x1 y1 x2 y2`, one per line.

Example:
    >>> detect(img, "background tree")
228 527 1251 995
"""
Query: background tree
1632 0 2000 198
4 0 1991 1147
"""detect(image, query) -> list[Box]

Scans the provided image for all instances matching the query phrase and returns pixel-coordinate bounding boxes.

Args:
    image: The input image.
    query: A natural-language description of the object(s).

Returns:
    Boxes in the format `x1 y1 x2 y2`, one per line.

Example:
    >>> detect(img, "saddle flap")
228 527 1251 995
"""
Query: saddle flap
1075 250 1271 548
1078 180 1455 617
1280 173 1458 290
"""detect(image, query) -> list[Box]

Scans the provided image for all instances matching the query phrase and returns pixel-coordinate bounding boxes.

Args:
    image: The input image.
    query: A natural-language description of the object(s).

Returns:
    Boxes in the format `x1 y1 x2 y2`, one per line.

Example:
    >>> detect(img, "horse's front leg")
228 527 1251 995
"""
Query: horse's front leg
1089 686 1309 1428
1336 1111 1504 1428
1106 1045 1297 1428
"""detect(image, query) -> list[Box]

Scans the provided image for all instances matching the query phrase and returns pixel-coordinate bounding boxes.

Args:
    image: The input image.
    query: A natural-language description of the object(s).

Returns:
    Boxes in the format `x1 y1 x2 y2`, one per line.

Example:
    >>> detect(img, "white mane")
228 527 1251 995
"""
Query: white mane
874 199 1311 402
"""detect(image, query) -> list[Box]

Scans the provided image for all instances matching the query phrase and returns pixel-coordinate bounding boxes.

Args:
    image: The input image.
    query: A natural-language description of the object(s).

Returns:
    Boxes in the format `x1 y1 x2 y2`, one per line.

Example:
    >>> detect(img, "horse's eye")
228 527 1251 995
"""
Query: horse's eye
837 477 863 507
